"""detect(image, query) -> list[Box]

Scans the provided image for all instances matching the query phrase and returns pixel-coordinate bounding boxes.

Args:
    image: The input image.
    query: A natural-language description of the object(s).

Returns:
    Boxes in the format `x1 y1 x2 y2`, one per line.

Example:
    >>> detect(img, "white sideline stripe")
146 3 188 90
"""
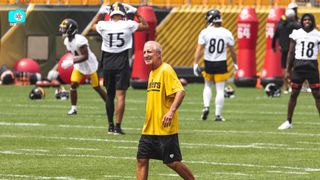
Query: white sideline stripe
0 122 142 131
179 109 317 116
0 122 46 126
1 151 320 172
295 122 320 125
158 173 179 177
0 134 137 143
18 149 49 152
2 134 320 152
190 129 320 137
104 175 135 179
113 146 137 149
58 124 141 131
65 148 99 151
297 141 320 145
211 172 251 176
267 170 309 175
0 173 86 180
1 121 320 137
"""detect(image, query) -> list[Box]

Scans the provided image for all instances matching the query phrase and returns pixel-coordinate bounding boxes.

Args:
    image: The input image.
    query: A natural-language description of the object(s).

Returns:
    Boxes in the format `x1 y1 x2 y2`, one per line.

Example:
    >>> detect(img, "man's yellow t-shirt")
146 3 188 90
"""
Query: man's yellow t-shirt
142 63 184 135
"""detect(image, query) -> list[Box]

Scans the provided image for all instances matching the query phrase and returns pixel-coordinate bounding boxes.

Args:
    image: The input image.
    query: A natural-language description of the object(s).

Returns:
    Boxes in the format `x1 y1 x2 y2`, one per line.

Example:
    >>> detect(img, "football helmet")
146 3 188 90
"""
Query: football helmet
109 2 126 17
224 85 235 98
265 83 281 97
0 70 15 85
29 87 45 100
206 9 222 24
55 87 69 100
59 19 78 37
29 73 41 85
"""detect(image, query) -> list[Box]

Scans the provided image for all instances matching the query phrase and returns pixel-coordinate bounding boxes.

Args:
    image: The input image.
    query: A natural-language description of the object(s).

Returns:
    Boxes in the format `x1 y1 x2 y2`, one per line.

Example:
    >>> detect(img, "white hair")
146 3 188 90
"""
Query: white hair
145 41 162 54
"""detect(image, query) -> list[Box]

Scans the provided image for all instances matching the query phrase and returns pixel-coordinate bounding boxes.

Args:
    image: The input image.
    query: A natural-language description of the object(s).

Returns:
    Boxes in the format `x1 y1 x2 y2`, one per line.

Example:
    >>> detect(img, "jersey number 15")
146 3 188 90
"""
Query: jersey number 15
108 32 125 48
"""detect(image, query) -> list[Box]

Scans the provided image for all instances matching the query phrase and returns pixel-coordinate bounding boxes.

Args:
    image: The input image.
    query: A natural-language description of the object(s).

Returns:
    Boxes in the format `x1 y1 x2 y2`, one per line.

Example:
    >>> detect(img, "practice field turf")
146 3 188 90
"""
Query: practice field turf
0 84 319 179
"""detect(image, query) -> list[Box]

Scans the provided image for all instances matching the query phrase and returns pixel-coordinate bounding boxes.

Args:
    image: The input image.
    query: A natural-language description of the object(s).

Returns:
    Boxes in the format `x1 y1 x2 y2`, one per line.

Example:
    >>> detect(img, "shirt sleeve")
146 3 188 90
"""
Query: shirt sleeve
127 20 139 33
63 38 69 50
289 29 297 40
164 65 184 96
96 21 103 35
77 35 88 48
226 30 235 46
198 30 206 45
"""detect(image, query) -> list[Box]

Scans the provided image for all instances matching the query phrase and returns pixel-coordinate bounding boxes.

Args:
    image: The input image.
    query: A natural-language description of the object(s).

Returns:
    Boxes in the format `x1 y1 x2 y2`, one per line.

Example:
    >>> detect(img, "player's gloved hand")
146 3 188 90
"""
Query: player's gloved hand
61 59 74 69
122 3 137 14
233 64 238 72
98 4 110 14
193 64 200 77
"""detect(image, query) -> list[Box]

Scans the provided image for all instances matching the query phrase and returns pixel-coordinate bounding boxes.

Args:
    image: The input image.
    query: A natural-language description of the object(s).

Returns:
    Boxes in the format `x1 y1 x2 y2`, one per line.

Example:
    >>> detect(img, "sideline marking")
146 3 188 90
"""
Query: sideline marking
1 150 319 172
267 170 309 175
104 175 135 179
2 134 320 152
211 172 251 176
0 173 86 180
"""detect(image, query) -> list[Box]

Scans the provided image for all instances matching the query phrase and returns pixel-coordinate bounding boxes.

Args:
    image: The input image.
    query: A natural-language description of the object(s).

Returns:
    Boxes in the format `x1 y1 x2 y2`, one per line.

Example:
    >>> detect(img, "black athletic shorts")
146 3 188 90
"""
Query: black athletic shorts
291 60 319 89
137 134 182 164
103 68 130 90
204 60 227 74
281 50 288 69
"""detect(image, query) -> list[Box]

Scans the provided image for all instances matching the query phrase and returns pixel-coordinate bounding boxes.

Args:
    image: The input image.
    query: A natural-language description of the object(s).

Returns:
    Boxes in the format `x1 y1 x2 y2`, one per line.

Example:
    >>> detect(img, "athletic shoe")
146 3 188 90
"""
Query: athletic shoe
67 109 77 115
278 120 292 130
114 127 125 135
215 115 225 121
108 126 114 135
301 87 312 93
201 107 209 120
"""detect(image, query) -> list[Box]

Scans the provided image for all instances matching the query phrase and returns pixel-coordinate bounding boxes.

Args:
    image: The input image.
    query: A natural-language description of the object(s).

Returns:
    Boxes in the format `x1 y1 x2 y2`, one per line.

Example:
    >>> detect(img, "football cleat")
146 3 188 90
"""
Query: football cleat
114 127 125 135
201 107 209 120
215 115 225 122
108 125 114 135
278 120 292 130
67 109 77 115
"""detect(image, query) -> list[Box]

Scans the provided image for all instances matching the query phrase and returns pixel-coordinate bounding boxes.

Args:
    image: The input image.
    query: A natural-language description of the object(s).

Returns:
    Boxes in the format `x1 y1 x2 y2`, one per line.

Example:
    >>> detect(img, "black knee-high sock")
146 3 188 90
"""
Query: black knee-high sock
106 93 115 126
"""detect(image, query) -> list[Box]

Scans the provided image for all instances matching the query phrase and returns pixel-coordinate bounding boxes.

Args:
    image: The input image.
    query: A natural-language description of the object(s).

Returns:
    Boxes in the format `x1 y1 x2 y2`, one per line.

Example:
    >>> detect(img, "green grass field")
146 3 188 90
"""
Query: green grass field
0 84 319 179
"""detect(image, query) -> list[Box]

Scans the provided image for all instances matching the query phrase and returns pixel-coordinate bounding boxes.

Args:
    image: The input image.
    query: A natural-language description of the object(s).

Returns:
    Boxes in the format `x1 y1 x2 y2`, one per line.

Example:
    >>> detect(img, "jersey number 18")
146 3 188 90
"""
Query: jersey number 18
301 41 314 58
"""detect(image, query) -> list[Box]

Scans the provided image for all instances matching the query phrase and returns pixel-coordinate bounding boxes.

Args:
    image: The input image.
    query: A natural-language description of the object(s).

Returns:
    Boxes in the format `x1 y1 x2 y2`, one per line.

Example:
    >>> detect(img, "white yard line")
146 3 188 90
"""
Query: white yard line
189 129 320 137
157 173 179 177
1 134 320 152
267 170 309 175
104 175 135 179
0 122 46 126
1 121 320 137
297 141 320 145
0 151 319 172
18 149 49 152
211 172 251 176
64 147 99 151
0 174 86 180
